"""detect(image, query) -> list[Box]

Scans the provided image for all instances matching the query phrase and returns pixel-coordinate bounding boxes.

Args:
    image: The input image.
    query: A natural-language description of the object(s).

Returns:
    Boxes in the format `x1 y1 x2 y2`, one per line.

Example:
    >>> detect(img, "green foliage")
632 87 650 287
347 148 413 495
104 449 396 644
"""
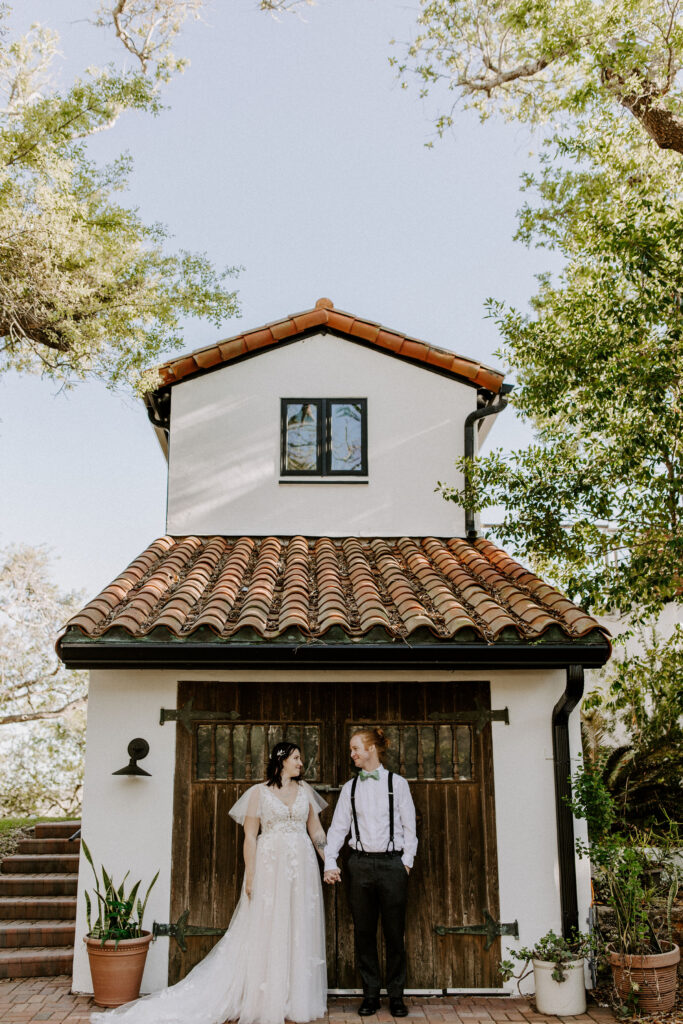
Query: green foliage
0 6 239 391
583 628 683 828
81 838 159 944
499 928 592 988
0 715 85 817
440 113 683 621
395 0 683 154
0 544 87 817
569 759 681 956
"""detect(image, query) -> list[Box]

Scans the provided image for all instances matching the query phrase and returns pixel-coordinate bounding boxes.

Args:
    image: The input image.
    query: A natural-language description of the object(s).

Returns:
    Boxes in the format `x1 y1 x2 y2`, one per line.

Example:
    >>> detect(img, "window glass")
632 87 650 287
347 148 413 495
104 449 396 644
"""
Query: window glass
329 402 363 472
284 402 319 472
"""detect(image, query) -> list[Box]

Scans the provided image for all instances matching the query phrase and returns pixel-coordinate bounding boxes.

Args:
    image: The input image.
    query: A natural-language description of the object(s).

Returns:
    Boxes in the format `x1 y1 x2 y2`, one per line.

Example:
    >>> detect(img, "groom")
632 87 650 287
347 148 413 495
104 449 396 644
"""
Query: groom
324 727 417 1018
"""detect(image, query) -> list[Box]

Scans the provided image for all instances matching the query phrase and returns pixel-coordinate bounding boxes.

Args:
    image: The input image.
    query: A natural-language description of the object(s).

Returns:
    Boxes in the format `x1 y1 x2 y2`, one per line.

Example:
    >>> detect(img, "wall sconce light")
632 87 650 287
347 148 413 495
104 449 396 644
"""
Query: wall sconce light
112 738 152 777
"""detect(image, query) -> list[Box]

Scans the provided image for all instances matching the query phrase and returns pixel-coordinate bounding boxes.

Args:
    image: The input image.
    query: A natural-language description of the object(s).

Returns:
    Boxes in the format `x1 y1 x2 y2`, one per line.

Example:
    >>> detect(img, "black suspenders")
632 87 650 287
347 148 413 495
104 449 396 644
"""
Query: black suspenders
350 771 395 853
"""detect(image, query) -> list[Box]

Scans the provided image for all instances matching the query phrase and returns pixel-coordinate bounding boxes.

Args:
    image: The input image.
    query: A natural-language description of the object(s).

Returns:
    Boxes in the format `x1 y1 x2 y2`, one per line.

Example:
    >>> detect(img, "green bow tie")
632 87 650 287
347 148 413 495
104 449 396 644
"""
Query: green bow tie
359 769 380 781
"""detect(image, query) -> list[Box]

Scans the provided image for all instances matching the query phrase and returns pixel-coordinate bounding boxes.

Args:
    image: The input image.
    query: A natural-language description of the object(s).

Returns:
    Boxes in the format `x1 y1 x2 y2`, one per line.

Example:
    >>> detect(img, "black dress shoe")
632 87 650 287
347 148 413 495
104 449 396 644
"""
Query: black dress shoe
389 997 408 1017
358 996 381 1016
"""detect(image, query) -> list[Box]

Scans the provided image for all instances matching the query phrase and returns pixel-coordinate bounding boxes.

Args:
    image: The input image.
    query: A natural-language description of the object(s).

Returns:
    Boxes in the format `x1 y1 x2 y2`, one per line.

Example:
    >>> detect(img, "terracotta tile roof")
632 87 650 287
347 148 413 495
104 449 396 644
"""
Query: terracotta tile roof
154 299 505 394
62 536 607 646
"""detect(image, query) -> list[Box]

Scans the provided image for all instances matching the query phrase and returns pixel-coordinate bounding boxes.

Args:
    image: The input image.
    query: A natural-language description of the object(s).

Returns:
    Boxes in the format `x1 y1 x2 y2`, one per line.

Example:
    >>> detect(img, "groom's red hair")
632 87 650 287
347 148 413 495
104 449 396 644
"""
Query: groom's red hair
351 727 389 761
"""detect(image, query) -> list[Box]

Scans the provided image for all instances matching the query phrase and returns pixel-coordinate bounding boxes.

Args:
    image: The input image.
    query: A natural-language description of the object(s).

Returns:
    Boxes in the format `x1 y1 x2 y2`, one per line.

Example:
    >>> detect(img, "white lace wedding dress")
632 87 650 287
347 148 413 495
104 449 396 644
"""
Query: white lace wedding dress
91 781 328 1024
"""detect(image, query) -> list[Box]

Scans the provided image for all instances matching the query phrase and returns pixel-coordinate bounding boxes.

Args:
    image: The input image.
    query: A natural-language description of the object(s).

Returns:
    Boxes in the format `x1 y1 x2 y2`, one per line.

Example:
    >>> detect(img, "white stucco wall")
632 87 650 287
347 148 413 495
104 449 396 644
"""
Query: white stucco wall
166 332 479 537
73 671 178 995
74 666 589 995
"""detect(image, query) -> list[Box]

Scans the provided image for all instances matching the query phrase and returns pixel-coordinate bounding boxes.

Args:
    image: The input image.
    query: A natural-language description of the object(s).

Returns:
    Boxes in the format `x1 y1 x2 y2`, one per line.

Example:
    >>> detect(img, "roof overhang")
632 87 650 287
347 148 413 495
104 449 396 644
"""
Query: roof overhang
57 534 611 672
57 632 610 671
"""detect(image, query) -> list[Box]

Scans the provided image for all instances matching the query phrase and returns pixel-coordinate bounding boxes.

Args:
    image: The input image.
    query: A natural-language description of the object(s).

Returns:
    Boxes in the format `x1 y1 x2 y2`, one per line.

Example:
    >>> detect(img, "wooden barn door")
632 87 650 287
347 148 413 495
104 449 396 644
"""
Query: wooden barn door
168 679 502 990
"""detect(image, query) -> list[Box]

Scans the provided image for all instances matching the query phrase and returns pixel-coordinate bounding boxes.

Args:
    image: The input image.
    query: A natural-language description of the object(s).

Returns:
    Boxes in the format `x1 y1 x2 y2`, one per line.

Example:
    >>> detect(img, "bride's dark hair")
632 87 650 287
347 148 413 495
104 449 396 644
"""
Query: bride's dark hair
266 741 302 789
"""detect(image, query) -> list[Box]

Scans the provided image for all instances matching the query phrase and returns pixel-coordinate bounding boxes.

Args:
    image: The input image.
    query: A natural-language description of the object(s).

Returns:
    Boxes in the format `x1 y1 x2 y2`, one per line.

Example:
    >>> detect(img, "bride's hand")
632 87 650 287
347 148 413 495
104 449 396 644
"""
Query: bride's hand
245 875 254 898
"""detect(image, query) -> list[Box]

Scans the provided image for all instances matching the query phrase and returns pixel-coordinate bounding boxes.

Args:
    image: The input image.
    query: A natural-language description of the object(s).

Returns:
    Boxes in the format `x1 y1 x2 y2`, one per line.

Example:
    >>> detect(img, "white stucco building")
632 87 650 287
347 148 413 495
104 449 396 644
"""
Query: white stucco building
57 298 611 996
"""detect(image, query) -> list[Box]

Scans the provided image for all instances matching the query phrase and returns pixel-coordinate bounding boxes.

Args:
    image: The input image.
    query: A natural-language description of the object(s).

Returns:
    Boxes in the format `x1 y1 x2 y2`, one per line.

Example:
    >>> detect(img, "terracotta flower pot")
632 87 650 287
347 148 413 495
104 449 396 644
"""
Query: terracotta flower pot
608 941 680 1014
85 931 153 1007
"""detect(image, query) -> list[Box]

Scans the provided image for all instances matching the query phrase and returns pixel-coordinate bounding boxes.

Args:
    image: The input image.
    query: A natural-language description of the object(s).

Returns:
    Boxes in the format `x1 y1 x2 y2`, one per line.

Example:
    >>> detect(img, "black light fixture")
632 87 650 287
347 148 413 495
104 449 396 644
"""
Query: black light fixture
112 738 152 776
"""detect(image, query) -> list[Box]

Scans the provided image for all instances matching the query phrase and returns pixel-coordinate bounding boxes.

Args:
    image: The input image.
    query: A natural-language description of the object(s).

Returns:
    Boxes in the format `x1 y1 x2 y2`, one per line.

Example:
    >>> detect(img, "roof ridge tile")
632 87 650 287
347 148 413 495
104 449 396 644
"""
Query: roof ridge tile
153 302 504 393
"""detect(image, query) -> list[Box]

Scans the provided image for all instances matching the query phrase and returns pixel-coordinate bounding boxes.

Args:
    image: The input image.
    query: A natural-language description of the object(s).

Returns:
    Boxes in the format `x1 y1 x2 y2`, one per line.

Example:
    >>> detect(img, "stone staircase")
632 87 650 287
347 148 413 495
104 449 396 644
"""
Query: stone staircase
0 821 81 978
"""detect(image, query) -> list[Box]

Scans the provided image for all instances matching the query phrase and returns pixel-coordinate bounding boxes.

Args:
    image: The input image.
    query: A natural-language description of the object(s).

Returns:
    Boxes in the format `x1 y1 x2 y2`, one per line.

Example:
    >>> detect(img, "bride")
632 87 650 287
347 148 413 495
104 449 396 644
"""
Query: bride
92 742 329 1024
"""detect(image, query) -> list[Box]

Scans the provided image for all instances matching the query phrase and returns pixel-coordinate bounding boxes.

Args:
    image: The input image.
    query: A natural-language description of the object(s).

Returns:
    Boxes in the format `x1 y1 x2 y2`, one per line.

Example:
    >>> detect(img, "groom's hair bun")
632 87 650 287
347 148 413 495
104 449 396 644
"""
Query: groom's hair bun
352 727 389 760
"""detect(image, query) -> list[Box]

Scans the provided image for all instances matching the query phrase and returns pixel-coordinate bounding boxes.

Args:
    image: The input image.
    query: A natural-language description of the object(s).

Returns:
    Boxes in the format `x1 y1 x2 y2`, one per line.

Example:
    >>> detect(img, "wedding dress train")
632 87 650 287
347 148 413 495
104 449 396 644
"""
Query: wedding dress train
91 782 328 1024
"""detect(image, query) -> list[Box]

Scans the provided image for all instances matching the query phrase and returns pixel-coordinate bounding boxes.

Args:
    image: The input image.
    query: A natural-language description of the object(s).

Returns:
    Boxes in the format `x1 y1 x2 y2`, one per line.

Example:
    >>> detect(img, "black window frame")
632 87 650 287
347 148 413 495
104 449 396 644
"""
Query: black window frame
280 398 368 477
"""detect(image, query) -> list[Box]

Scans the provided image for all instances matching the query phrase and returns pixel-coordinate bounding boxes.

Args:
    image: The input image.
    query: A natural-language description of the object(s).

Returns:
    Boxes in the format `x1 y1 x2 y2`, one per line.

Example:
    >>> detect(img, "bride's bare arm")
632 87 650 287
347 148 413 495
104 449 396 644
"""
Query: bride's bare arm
306 803 327 861
242 789 261 897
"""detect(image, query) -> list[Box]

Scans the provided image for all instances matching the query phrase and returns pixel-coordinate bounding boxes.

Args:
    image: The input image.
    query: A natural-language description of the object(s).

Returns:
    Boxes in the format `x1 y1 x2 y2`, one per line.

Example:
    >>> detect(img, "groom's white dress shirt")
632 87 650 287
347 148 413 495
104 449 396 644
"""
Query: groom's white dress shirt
324 765 418 871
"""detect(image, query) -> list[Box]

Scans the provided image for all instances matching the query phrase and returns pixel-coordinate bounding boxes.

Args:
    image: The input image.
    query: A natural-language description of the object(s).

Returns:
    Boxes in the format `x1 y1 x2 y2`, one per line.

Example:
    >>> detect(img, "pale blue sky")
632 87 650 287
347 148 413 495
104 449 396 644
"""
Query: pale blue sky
1 0 554 598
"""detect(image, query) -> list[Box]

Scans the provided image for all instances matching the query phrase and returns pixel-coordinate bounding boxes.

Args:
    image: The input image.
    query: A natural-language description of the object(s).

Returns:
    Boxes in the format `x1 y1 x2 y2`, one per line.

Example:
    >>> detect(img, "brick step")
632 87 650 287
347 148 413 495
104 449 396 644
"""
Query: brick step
2 855 80 874
16 838 81 856
0 946 74 979
0 897 77 920
0 874 77 898
33 821 81 840
0 920 75 948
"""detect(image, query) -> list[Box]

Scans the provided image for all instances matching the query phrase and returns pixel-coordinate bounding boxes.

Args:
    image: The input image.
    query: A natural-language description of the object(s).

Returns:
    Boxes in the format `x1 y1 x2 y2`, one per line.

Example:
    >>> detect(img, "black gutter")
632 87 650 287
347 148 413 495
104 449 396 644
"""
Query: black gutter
464 384 514 540
57 639 610 672
552 663 584 937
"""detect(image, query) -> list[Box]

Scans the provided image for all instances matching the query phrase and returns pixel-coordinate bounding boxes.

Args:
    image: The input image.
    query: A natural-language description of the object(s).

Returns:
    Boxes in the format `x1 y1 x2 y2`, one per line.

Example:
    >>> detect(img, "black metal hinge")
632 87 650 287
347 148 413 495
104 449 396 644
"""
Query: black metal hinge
427 694 509 734
153 910 227 952
434 909 518 950
159 698 240 733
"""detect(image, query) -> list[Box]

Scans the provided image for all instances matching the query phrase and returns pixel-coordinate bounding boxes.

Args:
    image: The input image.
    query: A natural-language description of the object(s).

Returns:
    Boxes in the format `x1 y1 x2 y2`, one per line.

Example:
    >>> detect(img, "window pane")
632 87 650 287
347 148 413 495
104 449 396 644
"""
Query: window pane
456 726 472 780
329 402 363 472
285 403 318 471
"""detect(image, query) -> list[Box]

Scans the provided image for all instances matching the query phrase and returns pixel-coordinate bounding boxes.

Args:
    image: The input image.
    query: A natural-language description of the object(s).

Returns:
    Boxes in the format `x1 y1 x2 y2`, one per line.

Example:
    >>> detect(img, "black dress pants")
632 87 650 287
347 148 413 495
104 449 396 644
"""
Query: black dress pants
347 851 408 998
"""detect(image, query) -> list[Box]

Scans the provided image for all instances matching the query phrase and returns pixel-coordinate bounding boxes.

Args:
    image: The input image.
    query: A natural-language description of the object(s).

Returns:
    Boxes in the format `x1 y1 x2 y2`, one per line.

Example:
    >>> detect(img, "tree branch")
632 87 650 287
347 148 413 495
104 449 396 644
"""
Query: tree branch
602 66 683 153
0 695 87 727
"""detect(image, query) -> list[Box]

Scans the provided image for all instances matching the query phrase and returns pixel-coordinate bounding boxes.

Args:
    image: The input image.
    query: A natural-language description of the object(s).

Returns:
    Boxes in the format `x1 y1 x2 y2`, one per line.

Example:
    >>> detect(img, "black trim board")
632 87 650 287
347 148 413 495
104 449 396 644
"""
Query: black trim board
57 638 611 671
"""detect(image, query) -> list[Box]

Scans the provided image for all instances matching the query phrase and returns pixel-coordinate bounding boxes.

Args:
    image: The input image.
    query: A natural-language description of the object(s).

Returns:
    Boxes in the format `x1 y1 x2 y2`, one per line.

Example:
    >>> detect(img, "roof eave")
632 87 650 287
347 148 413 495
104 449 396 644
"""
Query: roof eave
57 631 611 671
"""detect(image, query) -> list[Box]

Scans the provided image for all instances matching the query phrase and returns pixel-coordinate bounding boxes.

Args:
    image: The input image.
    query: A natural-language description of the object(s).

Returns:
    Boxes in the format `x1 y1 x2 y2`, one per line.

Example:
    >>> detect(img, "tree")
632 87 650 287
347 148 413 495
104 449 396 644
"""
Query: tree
0 544 88 815
0 1 317 391
0 3 243 390
0 545 87 728
395 0 683 155
440 112 683 620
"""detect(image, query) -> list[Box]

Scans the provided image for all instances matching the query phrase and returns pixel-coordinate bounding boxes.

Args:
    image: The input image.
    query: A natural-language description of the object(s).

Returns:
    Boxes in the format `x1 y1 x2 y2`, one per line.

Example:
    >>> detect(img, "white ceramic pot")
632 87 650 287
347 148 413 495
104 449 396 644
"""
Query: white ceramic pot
533 957 586 1016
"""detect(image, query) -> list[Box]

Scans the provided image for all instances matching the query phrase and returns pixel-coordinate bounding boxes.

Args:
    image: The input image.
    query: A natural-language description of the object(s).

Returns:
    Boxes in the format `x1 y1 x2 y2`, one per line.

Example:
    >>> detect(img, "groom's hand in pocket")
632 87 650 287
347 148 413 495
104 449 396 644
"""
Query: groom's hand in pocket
324 869 341 884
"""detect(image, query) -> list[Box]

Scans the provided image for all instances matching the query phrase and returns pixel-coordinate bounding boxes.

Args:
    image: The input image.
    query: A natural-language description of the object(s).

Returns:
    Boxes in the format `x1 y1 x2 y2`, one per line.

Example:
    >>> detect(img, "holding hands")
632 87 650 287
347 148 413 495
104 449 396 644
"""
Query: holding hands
324 868 341 884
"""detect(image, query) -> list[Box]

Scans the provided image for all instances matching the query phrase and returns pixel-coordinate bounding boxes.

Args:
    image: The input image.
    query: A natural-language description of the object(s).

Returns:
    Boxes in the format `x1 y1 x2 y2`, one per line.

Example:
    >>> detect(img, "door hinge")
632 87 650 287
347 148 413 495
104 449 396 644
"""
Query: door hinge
159 698 240 733
434 909 518 950
428 694 509 734
153 910 226 952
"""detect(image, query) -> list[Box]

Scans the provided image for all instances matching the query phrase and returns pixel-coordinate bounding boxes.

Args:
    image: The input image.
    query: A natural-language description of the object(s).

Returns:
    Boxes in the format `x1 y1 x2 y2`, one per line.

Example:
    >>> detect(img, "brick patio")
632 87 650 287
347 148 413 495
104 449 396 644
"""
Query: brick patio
0 977 620 1024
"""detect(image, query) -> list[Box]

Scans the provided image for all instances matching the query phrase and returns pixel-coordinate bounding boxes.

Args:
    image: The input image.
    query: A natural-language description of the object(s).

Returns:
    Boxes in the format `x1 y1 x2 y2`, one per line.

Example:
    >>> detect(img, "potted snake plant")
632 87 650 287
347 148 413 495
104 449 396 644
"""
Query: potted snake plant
82 839 159 1007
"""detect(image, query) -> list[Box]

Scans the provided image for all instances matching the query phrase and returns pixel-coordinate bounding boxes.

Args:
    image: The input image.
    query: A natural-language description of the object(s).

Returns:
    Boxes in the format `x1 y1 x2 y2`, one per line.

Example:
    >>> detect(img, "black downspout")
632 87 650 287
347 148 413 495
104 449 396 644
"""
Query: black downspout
464 384 513 540
552 663 584 936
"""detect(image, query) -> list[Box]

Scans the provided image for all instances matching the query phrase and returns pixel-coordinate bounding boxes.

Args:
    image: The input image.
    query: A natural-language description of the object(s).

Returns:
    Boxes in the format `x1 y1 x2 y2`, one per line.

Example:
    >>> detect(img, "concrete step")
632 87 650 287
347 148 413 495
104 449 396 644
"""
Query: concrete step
33 822 81 840
0 897 77 921
0 920 75 948
1 854 80 874
16 838 81 856
0 945 74 979
0 874 77 897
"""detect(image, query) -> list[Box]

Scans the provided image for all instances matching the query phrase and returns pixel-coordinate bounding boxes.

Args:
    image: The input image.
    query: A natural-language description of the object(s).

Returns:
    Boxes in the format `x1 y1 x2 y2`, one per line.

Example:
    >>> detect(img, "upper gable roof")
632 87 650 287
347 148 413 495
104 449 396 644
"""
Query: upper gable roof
153 298 505 394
